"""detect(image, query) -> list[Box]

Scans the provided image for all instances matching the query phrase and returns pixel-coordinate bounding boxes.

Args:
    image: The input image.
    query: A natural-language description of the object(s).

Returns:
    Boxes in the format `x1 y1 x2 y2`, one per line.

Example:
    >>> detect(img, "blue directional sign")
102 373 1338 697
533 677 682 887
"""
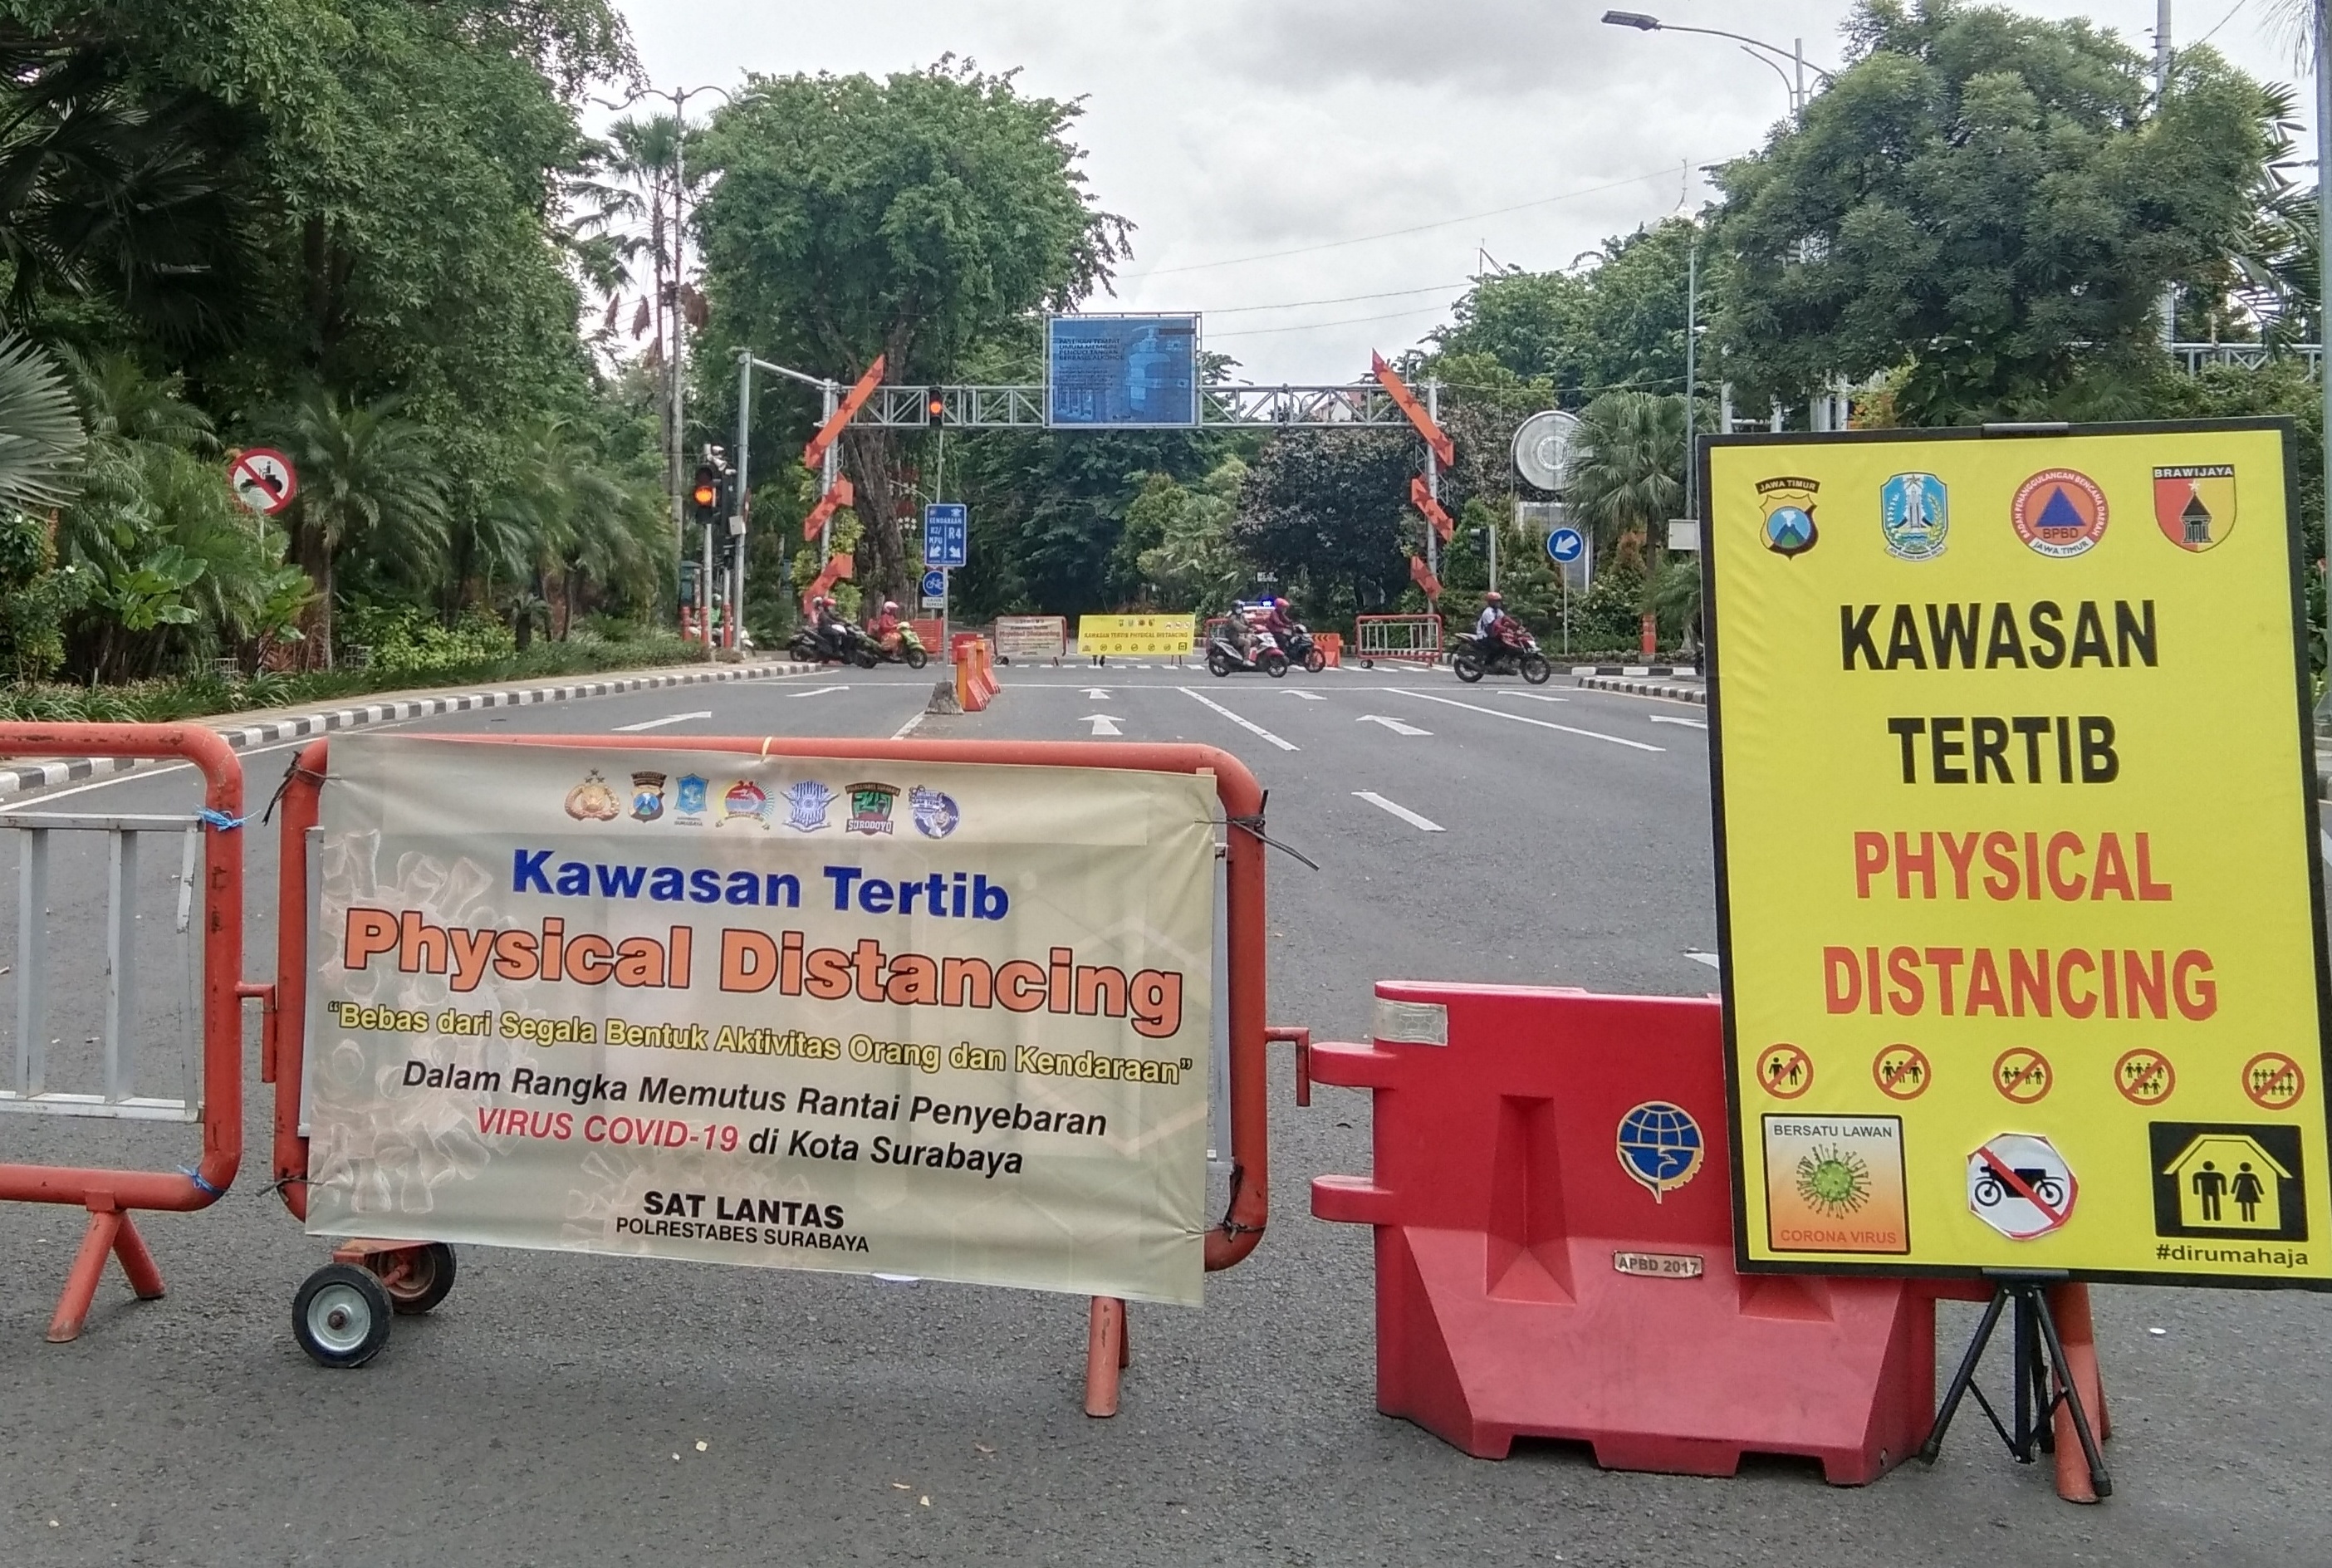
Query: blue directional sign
1546 526 1585 565
923 503 968 569
920 569 948 599
1046 316 1200 428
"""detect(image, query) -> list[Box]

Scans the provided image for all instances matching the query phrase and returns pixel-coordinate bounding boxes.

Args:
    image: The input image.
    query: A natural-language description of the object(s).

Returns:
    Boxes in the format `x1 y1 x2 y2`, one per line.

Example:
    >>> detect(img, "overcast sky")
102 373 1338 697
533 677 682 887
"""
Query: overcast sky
613 1 2308 385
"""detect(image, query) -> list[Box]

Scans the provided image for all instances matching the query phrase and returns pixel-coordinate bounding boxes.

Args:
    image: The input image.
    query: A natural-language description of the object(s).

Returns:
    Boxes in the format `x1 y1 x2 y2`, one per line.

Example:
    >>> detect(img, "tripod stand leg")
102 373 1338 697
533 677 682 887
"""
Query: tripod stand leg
2034 1289 2113 1502
1920 1286 2009 1463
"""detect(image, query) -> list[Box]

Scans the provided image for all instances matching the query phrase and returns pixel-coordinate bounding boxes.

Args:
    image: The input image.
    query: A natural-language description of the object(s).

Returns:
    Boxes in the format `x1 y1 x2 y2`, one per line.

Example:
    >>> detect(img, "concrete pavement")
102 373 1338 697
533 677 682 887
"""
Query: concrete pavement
0 662 2320 1566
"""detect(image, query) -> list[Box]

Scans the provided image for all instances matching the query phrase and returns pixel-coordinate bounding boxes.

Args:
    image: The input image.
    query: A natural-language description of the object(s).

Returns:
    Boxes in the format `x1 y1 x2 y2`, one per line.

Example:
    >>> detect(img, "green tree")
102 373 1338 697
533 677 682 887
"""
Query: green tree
270 389 449 665
693 60 1127 604
1436 220 1698 403
1234 431 1418 624
0 334 86 508
1565 390 1685 559
1129 458 1250 613
1711 0 2288 423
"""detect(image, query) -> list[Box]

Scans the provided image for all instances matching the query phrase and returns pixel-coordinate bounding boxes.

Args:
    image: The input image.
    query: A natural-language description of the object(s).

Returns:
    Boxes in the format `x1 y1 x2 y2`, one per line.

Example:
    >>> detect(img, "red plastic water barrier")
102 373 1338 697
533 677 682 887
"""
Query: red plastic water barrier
1309 981 1934 1483
0 723 251 1341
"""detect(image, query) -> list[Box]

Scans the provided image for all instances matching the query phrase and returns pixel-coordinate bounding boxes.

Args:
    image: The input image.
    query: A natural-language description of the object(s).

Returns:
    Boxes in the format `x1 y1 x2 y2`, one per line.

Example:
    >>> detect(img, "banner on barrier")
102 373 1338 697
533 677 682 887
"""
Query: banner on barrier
993 615 1067 662
1076 614 1195 659
301 735 1214 1306
1704 419 2331 1287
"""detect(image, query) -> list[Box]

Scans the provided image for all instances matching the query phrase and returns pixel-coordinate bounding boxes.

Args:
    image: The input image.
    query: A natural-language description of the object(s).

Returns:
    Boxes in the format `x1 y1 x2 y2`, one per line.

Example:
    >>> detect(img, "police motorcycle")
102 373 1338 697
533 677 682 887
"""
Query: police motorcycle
1452 625 1552 684
1205 614 1289 678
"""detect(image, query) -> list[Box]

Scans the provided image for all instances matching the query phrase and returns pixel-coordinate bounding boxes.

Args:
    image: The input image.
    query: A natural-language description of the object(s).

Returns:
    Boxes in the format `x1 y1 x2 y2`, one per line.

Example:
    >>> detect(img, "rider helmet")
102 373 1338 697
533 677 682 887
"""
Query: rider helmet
1485 590 1503 605
883 600 899 612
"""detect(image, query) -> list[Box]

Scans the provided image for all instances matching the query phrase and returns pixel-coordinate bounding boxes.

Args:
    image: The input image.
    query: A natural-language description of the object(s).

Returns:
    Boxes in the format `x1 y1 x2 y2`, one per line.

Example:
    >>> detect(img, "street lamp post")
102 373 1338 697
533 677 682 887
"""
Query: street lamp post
593 82 732 643
1600 12 1837 118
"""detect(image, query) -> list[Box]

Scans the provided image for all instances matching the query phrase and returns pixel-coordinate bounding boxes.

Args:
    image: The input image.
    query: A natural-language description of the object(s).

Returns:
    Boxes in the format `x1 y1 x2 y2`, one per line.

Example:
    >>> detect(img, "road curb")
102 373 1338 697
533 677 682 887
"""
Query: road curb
0 660 819 801
1576 674 1707 705
1569 664 1700 678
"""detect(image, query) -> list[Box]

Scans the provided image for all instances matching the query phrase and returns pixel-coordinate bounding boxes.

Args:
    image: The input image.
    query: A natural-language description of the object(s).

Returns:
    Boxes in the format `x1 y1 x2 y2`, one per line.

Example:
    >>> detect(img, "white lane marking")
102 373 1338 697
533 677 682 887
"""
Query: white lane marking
1649 714 1708 730
1283 689 1326 701
1083 714 1124 736
1384 689 1663 752
1178 688 1299 751
791 685 849 698
2 723 431 806
1501 691 1569 703
613 710 713 733
1353 791 1444 831
1687 951 1722 970
1082 688 1112 700
1357 714 1431 737
891 711 928 741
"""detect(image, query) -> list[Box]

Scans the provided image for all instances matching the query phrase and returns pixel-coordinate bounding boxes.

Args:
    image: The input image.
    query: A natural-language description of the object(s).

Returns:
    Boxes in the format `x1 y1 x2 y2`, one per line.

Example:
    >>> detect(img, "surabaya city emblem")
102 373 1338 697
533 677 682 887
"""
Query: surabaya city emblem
1879 472 1947 561
2153 464 2236 551
1756 477 1820 558
674 774 709 821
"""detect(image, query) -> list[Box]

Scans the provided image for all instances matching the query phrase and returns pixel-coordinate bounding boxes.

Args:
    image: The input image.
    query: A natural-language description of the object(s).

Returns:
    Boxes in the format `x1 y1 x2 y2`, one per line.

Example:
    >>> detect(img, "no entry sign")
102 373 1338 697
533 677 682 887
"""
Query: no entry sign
229 448 297 516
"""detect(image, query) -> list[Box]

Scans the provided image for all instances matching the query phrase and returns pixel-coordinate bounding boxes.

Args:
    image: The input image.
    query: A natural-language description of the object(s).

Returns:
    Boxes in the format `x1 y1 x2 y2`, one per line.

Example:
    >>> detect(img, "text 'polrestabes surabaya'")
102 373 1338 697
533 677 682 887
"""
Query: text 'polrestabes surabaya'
340 908 1186 1038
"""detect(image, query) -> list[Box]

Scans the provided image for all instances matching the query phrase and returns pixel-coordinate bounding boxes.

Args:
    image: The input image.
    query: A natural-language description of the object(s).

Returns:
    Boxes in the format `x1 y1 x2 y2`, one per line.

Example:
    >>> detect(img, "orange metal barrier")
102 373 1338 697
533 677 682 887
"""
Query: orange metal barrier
0 723 249 1341
269 733 1281 1414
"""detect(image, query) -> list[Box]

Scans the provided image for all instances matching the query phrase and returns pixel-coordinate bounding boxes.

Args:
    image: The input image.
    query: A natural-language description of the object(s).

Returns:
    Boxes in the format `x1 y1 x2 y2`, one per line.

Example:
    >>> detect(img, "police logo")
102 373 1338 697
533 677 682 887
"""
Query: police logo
674 774 709 822
720 780 769 829
1880 473 1947 561
563 770 620 822
782 780 835 833
909 786 960 840
630 772 666 822
1756 477 1820 558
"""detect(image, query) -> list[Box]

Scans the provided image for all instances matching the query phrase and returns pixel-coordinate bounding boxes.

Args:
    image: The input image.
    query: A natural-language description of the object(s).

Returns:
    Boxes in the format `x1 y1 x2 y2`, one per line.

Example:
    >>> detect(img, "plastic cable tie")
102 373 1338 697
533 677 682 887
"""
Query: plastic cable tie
179 1165 224 1198
194 807 245 831
1223 812 1319 870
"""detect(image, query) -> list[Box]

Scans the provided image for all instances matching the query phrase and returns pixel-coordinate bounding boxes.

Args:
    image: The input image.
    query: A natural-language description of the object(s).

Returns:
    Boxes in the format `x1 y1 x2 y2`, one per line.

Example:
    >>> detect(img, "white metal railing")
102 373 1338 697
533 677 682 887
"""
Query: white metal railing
2172 342 2321 376
2 812 204 1121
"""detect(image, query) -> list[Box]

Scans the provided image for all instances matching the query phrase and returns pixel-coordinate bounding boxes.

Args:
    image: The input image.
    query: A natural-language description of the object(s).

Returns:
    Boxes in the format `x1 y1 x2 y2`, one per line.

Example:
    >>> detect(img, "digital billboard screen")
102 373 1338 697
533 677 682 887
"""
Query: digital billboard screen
1046 316 1200 428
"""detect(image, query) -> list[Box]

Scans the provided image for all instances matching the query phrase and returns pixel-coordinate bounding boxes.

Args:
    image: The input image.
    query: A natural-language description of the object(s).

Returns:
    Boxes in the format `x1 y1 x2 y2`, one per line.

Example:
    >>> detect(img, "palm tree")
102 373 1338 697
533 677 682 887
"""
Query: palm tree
269 390 449 667
0 332 85 510
1565 391 1684 562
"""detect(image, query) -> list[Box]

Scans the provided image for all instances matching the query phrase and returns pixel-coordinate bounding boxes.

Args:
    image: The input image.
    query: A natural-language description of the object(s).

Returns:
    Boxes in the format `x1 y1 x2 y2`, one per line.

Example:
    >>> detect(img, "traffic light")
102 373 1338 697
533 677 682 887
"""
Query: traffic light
924 390 947 426
689 464 720 524
1467 527 1489 556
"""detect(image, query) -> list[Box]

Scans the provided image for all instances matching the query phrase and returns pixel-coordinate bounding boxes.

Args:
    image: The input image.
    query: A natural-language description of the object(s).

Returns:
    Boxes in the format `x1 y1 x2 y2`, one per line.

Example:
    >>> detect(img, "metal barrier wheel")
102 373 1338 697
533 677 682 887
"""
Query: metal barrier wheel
371 1242 458 1316
294 1263 394 1368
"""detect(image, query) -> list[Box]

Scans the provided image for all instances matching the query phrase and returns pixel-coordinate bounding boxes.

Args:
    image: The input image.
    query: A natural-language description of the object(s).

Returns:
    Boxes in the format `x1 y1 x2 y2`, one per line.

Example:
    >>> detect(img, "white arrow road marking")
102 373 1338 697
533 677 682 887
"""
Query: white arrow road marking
1357 714 1432 737
1385 689 1663 752
791 685 849 698
1687 951 1722 970
613 710 713 733
1353 791 1444 831
1501 691 1570 703
1082 688 1112 700
1178 688 1299 751
1082 714 1123 736
2321 829 2332 868
1282 689 1326 701
1649 714 1708 730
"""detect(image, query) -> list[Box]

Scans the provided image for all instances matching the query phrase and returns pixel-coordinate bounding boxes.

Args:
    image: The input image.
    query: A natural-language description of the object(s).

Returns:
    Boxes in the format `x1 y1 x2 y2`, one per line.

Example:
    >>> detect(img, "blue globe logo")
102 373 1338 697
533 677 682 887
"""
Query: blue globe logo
1616 1101 1705 1203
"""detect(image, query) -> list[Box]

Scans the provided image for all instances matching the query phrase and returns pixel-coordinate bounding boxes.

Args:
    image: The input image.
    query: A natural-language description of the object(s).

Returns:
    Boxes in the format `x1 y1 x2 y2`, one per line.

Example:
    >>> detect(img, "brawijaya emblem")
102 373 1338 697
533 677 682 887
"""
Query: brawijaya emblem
2153 463 2235 551
564 770 620 822
782 780 835 832
1879 472 1947 561
910 786 959 839
1756 477 1820 558
630 772 666 822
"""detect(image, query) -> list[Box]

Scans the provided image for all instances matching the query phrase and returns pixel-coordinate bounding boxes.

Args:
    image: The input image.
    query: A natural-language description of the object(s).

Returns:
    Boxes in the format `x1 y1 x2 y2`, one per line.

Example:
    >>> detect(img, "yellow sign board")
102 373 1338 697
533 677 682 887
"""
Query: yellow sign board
1704 420 2330 1286
1077 614 1196 658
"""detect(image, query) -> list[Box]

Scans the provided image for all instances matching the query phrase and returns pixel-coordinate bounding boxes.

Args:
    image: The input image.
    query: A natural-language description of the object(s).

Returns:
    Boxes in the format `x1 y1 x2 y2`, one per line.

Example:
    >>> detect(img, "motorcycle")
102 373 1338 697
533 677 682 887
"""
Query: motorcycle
875 623 930 670
1452 628 1551 684
789 619 879 669
1206 623 1289 678
1276 623 1329 674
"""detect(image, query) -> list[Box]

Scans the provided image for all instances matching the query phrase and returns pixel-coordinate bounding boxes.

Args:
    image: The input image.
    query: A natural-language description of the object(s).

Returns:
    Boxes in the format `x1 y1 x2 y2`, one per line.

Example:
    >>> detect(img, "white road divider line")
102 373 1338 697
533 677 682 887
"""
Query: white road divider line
1357 713 1431 737
1283 689 1326 701
1502 691 1569 703
1353 791 1444 832
1178 688 1299 751
1385 689 1663 752
1649 714 1708 730
890 711 928 740
1083 714 1124 736
613 710 713 733
791 685 849 698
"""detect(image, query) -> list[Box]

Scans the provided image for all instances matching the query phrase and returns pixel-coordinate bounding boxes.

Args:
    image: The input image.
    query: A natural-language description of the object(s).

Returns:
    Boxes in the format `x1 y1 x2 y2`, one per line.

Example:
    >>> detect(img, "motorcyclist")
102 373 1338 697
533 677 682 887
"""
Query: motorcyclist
1260 595 1299 642
1222 601 1259 661
1475 591 1517 651
871 599 903 653
810 595 847 659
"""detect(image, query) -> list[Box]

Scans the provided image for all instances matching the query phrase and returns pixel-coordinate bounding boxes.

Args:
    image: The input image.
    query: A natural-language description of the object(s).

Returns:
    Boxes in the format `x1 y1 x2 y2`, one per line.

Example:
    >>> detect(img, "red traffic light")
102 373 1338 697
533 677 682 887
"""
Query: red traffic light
925 390 946 424
691 483 718 507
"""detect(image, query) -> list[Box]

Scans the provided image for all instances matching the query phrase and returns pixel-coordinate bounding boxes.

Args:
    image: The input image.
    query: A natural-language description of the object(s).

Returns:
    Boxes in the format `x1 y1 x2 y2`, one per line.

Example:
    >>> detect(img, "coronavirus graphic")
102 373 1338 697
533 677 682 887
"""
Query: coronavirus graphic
1796 1144 1872 1218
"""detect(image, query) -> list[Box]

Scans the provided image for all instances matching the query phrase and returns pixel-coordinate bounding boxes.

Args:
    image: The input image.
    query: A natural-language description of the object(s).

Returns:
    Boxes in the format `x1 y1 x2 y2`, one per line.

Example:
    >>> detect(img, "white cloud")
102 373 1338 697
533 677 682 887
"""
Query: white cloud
616 1 2310 385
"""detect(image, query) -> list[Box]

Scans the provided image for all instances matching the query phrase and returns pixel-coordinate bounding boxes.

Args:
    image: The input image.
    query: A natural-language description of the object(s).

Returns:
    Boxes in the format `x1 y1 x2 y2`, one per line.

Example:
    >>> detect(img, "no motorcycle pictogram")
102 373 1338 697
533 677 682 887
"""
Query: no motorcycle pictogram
229 448 296 516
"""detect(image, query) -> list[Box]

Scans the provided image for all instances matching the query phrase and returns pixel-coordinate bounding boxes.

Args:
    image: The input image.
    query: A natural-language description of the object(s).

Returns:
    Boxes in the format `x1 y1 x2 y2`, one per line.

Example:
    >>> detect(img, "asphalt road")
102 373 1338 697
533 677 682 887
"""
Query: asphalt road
0 660 2320 1566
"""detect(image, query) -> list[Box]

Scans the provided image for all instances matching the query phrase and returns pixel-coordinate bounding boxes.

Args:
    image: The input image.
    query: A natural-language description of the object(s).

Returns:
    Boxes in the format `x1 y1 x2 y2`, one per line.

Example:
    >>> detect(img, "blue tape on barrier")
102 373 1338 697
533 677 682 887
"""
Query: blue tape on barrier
179 1165 223 1198
194 807 245 831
